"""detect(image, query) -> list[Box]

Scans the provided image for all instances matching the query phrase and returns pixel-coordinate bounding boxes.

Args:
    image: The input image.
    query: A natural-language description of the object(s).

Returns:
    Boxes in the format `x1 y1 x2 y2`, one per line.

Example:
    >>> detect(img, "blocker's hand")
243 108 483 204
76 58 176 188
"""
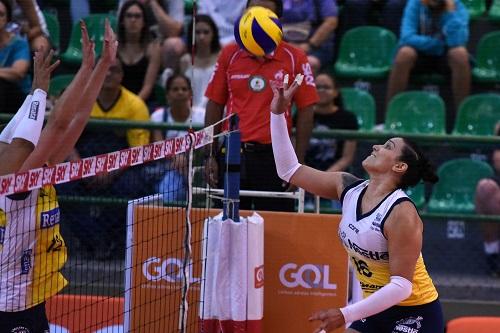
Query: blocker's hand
32 47 59 93
270 73 304 115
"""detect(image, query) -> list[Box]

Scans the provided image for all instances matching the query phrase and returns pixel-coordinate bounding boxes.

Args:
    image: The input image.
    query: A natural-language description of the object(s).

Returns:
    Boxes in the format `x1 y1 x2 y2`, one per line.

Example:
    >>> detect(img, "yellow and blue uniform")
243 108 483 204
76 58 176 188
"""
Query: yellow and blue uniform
0 185 67 312
339 180 443 332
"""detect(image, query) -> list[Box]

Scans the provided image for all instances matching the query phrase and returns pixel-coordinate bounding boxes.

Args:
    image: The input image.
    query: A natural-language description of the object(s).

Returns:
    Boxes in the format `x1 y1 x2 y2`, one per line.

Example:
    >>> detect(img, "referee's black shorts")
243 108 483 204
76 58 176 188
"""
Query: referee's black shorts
0 302 49 333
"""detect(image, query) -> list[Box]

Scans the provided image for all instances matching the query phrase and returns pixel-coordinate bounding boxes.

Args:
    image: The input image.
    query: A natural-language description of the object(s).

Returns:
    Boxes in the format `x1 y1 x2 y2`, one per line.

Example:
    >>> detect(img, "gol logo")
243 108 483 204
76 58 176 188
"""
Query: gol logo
142 257 200 283
279 263 337 290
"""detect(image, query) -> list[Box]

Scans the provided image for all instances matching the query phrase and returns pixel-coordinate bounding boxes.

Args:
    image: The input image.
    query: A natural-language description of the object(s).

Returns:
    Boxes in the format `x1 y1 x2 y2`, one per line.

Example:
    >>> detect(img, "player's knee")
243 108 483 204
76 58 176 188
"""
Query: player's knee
394 46 417 67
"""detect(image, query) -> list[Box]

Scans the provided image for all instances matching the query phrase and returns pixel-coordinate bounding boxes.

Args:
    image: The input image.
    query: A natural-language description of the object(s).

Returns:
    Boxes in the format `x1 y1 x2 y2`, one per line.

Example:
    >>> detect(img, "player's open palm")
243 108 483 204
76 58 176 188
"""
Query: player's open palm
309 308 346 333
101 18 118 65
270 73 303 115
80 20 95 70
32 48 59 93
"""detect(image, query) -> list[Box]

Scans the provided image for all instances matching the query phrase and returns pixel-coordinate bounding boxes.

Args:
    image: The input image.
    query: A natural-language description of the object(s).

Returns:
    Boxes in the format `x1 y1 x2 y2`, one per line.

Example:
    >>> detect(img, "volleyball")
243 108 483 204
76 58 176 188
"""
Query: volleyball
234 6 283 57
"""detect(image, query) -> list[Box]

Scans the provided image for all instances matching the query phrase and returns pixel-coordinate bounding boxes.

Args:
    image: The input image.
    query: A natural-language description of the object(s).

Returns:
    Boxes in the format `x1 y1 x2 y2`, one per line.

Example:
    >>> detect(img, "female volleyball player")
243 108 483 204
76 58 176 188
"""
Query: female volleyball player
270 75 444 333
0 20 117 333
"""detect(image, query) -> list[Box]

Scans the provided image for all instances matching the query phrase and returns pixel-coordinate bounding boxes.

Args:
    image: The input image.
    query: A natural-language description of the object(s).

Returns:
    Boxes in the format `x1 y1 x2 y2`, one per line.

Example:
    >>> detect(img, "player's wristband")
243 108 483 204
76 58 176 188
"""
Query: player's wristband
0 94 32 143
340 275 412 323
12 89 47 146
270 112 301 182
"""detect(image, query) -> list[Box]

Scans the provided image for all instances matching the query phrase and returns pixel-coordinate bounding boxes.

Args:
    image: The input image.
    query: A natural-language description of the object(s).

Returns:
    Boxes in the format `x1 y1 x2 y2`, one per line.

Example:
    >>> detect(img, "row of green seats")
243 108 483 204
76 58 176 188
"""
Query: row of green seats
406 158 493 213
463 0 500 20
334 26 500 83
342 89 500 136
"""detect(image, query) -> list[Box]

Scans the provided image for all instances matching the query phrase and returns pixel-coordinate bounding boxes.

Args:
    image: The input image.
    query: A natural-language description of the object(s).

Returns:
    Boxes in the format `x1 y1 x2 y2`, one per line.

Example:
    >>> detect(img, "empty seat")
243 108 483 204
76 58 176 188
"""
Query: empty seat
452 93 500 136
427 158 494 214
472 31 500 82
43 10 60 52
405 183 426 210
334 26 397 79
340 88 376 131
49 74 75 98
489 0 500 21
462 0 486 18
384 91 446 134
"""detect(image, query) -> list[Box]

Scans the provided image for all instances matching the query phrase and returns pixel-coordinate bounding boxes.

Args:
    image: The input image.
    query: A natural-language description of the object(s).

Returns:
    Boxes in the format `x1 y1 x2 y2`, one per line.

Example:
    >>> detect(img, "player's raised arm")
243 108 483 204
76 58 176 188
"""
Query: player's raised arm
270 74 361 200
48 19 118 165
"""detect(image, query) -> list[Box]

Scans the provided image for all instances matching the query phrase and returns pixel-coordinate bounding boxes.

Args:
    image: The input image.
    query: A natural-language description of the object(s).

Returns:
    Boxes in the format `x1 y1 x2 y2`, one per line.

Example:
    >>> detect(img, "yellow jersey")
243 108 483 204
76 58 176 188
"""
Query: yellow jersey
0 186 67 311
339 180 438 306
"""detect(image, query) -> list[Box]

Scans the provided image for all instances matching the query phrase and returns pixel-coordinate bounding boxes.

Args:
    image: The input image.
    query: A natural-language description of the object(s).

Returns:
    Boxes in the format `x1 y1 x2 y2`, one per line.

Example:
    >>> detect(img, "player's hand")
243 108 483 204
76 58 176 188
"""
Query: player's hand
30 35 50 54
309 308 346 333
205 155 218 187
100 18 118 65
270 73 304 115
32 47 60 93
80 20 95 70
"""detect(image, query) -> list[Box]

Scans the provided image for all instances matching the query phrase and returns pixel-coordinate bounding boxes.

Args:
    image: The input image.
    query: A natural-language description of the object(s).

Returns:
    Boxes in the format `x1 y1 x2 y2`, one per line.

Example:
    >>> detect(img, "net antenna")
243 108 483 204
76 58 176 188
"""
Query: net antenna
179 1 197 331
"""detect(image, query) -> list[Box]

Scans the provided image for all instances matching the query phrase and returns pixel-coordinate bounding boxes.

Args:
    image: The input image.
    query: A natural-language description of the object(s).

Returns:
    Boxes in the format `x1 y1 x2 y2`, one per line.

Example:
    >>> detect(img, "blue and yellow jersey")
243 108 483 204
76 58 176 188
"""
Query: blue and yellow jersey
0 185 67 311
339 180 438 306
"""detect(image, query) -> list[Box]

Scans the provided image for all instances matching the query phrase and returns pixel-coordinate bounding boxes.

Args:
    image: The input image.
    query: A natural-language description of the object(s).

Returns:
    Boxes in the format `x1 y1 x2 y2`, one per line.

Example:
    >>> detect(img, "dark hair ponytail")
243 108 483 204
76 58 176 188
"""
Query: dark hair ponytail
399 138 439 190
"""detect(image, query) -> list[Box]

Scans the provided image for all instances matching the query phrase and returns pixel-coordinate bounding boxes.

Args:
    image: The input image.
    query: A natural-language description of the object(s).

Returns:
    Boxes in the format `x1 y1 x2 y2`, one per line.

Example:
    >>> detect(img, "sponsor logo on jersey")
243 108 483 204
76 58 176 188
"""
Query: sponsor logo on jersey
393 316 423 333
40 207 60 229
11 326 31 333
346 239 389 261
248 75 266 92
360 281 383 291
348 223 359 234
29 101 39 120
0 209 5 245
21 249 32 275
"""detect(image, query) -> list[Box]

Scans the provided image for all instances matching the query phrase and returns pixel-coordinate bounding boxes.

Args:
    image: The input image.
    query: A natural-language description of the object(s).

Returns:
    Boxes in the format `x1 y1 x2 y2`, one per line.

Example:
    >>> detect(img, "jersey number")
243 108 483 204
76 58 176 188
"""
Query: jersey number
352 257 372 277
47 235 63 252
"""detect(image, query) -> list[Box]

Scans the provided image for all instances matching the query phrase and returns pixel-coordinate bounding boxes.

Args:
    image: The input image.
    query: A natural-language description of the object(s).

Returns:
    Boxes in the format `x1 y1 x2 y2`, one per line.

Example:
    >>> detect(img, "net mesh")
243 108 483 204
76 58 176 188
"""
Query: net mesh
0 125 214 332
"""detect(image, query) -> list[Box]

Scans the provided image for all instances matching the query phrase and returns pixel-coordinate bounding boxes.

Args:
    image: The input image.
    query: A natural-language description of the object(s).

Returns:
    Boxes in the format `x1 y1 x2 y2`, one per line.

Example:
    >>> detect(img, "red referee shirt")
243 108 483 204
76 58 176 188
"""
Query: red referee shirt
205 41 319 144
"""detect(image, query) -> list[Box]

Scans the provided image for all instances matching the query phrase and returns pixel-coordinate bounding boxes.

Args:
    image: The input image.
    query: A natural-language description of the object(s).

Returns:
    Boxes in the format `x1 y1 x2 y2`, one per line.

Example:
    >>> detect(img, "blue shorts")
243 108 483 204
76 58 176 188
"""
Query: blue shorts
349 299 444 333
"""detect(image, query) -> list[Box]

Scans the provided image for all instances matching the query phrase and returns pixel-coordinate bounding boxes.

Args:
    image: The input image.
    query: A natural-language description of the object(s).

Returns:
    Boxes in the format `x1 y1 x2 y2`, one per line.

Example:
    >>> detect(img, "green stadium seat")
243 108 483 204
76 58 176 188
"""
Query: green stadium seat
42 10 60 52
60 14 117 65
184 0 194 14
452 93 500 136
154 84 166 106
489 0 500 21
384 91 446 134
334 26 397 79
472 31 500 82
405 183 426 209
461 0 486 19
49 74 75 97
340 88 376 131
427 158 494 214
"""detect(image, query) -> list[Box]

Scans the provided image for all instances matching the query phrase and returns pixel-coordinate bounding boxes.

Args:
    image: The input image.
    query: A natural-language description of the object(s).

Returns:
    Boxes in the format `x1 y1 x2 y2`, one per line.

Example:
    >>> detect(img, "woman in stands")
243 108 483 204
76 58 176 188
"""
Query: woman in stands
117 0 161 105
0 20 117 333
179 14 221 109
270 74 443 333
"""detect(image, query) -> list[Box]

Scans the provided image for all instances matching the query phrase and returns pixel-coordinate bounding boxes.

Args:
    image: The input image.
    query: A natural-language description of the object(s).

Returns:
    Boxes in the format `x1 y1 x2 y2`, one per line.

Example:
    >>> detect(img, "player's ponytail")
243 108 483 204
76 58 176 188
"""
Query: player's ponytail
398 138 439 190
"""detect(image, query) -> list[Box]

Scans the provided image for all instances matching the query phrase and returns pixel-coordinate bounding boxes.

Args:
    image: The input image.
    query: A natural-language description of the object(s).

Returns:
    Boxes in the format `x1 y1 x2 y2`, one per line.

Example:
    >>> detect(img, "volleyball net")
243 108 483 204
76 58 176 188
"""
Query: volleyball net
0 123 215 332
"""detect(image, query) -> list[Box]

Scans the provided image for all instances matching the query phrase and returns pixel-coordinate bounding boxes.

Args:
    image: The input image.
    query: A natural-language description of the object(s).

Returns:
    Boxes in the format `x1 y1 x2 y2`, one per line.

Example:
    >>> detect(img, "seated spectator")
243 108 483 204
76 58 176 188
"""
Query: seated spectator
340 0 407 37
385 0 470 113
118 0 161 105
119 0 186 79
64 58 151 260
11 0 50 51
198 0 246 46
150 73 205 202
179 14 221 109
0 0 31 114
282 0 338 74
305 72 358 208
475 124 500 277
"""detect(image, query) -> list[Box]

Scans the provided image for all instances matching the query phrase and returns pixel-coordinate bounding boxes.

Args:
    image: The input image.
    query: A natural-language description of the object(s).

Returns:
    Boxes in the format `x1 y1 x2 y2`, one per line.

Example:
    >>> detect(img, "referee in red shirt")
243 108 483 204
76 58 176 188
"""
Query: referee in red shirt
204 0 319 211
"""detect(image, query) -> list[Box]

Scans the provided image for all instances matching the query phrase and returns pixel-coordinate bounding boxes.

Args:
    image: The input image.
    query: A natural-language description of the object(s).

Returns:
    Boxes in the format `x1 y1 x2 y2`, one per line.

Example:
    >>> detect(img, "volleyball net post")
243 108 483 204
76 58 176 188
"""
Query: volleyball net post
223 114 241 222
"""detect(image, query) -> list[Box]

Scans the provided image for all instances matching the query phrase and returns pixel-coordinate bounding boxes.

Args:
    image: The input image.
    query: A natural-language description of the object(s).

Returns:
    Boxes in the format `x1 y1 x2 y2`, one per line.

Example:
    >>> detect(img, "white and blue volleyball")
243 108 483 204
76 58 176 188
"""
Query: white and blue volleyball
234 6 283 57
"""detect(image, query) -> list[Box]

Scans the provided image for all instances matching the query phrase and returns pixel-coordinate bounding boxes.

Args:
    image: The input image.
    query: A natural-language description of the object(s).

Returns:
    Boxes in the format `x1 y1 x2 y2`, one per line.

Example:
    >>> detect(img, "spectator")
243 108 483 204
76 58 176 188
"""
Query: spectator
340 0 407 37
198 0 246 46
281 0 338 74
179 14 221 109
11 0 50 51
150 73 205 202
0 0 31 114
475 124 500 277
305 72 358 209
204 0 318 212
385 0 470 112
66 58 151 260
118 0 161 104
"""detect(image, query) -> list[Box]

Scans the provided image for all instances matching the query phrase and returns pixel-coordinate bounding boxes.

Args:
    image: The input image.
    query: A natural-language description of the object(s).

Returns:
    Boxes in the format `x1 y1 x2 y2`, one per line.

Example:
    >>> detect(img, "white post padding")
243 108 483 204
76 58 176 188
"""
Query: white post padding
200 212 264 322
